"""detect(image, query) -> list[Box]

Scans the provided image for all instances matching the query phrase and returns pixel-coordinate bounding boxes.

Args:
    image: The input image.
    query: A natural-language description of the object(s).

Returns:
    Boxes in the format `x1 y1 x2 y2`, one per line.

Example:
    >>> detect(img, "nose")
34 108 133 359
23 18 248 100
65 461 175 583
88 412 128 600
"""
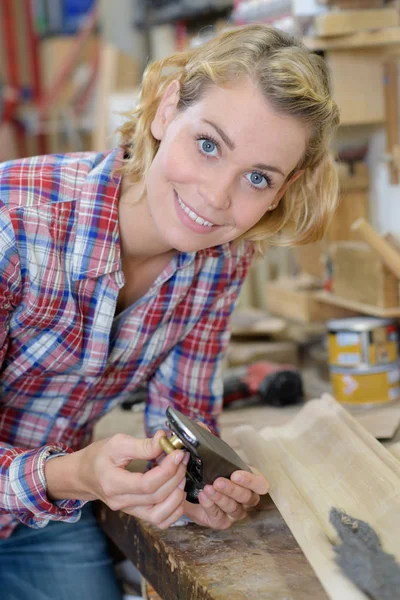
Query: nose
198 174 233 211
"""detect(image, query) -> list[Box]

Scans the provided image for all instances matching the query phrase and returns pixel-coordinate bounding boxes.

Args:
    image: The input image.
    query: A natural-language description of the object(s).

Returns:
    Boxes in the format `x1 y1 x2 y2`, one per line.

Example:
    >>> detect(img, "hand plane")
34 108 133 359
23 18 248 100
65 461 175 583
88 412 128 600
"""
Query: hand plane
160 407 251 503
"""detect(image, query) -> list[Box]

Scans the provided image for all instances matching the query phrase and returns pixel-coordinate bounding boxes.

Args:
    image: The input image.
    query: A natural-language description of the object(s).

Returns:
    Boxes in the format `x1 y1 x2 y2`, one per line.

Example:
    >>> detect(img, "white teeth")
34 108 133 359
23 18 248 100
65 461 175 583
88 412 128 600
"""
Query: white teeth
177 195 214 227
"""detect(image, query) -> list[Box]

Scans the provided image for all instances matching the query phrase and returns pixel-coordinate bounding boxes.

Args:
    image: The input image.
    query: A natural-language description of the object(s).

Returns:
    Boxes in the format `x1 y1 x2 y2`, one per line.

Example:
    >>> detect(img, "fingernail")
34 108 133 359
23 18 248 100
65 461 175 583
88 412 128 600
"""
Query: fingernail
231 473 243 483
178 477 186 490
216 480 226 490
174 451 184 465
183 452 190 465
205 486 215 496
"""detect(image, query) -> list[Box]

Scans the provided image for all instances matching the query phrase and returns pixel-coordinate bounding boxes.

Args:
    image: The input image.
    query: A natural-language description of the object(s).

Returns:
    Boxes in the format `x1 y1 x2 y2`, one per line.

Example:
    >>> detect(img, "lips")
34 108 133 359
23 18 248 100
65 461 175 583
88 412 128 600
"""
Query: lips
176 193 215 227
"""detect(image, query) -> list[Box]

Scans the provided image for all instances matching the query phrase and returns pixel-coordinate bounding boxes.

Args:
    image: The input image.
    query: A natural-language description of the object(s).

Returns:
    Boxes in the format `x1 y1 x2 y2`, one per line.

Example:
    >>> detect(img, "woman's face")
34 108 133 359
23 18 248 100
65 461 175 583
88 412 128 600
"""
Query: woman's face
146 78 307 253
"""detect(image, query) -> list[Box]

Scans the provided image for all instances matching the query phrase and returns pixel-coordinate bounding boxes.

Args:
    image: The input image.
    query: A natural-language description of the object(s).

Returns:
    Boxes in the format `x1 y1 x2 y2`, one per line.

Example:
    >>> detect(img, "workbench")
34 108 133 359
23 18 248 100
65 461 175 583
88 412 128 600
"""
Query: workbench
94 383 334 600
96 499 328 600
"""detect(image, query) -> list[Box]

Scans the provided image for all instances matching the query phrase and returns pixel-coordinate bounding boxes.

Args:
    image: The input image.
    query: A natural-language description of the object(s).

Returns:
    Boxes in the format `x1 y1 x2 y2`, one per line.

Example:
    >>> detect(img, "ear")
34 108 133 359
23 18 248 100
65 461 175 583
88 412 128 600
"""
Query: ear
273 169 305 206
151 80 180 141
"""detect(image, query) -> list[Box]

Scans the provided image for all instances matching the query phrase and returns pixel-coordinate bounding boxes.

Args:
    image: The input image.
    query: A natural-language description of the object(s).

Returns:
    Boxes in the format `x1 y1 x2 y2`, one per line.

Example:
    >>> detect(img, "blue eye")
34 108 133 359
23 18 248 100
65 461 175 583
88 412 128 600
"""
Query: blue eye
245 171 270 189
197 138 219 157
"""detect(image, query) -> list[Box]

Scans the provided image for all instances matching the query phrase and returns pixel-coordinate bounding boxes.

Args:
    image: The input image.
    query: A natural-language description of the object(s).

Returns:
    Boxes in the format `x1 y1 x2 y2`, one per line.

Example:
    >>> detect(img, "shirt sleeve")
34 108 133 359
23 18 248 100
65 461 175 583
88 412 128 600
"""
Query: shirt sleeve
146 242 256 437
0 201 85 529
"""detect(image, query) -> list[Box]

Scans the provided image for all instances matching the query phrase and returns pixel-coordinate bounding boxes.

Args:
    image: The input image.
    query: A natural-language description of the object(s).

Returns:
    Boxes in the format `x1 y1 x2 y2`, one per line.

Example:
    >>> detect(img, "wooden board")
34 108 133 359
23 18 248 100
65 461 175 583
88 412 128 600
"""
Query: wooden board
328 189 369 241
293 242 326 280
236 395 400 600
315 290 400 317
355 403 400 440
265 278 358 322
327 48 386 125
304 26 400 51
315 8 398 37
384 60 400 185
331 242 399 308
230 307 286 337
388 441 400 460
227 340 299 367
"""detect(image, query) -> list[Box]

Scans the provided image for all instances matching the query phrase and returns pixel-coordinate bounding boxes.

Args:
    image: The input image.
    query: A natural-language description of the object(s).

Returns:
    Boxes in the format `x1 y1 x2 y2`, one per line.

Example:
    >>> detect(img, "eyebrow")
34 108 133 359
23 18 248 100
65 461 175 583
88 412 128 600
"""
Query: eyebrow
202 118 285 177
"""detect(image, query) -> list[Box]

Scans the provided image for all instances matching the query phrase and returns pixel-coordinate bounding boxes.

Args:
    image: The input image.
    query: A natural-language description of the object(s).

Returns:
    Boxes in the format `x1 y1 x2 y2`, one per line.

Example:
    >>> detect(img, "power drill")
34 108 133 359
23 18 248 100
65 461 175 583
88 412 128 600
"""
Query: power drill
223 360 304 409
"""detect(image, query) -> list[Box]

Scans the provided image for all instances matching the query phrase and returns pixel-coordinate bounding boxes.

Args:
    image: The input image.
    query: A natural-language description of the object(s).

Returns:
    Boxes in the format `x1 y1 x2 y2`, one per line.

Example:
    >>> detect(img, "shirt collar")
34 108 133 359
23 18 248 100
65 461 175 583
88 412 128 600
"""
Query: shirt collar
72 148 123 281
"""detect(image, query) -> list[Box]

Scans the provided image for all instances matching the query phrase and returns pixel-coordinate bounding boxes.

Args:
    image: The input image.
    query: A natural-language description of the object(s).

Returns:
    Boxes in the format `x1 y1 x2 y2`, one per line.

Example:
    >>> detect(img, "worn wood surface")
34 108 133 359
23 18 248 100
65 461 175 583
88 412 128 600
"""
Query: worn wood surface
96 501 329 600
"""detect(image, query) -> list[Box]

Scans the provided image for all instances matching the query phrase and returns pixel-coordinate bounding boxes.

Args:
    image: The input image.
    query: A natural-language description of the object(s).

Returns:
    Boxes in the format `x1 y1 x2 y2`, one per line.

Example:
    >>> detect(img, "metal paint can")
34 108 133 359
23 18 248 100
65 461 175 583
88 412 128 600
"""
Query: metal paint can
330 364 400 406
327 317 399 369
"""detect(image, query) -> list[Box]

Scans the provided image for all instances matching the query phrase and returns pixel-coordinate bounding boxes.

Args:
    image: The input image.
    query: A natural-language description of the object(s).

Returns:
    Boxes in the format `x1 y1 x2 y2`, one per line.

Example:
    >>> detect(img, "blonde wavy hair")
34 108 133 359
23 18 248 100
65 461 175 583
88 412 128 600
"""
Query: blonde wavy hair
118 24 340 246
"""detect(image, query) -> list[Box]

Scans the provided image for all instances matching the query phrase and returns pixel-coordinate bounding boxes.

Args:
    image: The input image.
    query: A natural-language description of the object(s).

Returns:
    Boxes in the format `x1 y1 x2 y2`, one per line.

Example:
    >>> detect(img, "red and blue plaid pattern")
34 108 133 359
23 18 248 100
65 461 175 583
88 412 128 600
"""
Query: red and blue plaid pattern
0 148 255 537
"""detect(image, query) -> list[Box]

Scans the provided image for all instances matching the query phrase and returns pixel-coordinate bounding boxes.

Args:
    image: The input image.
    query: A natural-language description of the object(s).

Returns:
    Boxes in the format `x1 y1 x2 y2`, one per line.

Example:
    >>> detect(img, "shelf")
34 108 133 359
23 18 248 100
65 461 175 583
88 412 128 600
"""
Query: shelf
315 291 400 318
304 26 400 51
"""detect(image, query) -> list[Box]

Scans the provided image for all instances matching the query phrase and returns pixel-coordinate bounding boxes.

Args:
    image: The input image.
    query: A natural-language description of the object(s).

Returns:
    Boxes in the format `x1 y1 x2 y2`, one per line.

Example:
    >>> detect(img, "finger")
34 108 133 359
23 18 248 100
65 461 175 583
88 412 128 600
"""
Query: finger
230 470 269 495
213 478 260 508
203 485 247 521
213 477 254 505
244 493 261 509
132 489 186 526
197 491 231 530
109 450 188 496
203 485 241 516
109 431 167 464
107 475 187 510
156 502 186 530
197 422 211 432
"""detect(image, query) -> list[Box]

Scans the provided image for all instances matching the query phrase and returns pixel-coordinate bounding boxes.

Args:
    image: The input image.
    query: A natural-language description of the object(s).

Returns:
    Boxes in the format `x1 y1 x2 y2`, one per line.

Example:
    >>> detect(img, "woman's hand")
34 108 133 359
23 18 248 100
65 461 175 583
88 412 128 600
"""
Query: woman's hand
187 421 269 529
45 431 189 529
184 469 269 530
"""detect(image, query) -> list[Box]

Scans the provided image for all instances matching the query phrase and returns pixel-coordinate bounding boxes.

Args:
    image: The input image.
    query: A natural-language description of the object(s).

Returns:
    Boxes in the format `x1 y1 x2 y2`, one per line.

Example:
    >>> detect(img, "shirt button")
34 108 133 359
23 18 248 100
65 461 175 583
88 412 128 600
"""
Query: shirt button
55 417 69 429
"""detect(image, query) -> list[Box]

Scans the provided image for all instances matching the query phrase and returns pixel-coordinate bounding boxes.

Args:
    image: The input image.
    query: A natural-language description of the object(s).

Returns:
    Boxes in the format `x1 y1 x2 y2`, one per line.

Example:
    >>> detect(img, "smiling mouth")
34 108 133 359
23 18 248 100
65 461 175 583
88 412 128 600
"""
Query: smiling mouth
176 193 216 228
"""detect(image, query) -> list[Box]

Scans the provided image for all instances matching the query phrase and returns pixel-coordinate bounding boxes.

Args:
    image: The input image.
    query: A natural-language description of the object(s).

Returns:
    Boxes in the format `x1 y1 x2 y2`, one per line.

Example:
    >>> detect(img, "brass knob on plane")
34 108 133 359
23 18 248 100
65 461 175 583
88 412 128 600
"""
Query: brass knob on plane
159 435 184 454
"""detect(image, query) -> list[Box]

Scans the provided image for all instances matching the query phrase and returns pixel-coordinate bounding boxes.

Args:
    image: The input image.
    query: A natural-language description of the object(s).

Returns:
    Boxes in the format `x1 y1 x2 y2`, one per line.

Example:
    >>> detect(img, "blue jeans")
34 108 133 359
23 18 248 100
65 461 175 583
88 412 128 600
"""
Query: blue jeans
0 504 123 600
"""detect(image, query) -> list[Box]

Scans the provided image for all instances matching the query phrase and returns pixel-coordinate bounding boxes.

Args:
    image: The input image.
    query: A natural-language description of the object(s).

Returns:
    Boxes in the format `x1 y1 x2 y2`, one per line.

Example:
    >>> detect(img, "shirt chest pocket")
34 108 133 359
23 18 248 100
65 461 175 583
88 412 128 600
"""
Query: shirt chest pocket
7 282 115 378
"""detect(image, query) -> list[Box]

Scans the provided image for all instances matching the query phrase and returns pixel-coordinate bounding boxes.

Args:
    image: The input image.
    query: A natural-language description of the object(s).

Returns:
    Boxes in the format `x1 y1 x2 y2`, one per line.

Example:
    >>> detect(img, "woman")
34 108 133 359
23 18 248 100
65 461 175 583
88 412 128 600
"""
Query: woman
0 24 339 600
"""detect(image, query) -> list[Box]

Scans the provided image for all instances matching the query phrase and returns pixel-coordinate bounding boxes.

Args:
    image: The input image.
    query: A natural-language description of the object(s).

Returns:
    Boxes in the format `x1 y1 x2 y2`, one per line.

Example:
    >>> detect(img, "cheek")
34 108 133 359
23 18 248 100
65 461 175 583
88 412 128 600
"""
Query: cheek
233 194 271 231
157 140 199 184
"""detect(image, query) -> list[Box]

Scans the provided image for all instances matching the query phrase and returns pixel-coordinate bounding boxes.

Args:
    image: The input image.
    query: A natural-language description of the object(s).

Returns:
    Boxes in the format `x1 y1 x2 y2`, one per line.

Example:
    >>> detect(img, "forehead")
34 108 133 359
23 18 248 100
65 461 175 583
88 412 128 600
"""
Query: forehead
181 79 308 175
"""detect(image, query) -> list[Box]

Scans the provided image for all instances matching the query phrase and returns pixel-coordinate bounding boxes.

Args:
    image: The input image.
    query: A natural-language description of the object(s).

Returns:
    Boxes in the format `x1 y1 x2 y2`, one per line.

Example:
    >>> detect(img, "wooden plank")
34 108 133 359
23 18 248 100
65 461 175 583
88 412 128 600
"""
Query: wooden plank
352 217 400 279
96 503 329 600
265 278 358 322
331 242 399 308
315 290 400 317
327 48 386 125
383 60 400 184
328 189 369 241
230 308 286 337
227 340 299 367
304 26 400 51
236 395 400 600
388 441 400 461
294 242 326 280
315 8 398 37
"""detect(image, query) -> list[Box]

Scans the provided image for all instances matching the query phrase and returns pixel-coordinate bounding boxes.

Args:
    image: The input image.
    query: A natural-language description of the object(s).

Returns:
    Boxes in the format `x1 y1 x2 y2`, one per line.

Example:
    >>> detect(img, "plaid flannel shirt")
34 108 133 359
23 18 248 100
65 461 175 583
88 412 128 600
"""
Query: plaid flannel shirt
0 148 255 538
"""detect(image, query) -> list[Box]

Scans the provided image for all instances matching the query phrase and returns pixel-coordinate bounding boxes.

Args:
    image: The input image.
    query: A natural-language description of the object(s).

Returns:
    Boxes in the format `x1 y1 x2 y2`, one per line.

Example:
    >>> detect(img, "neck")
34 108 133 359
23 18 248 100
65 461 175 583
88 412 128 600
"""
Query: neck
118 176 173 262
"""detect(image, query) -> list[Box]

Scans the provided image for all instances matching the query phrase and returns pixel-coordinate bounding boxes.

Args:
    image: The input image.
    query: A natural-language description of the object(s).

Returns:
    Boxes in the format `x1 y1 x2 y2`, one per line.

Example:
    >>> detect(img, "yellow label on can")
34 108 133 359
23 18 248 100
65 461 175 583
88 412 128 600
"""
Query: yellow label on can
331 369 400 405
328 332 362 367
369 326 398 365
328 326 399 368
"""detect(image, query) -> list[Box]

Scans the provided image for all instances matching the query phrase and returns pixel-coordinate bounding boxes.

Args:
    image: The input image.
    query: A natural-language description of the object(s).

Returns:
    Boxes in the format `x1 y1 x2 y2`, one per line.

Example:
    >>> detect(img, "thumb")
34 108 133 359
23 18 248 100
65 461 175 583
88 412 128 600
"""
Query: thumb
110 431 166 464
